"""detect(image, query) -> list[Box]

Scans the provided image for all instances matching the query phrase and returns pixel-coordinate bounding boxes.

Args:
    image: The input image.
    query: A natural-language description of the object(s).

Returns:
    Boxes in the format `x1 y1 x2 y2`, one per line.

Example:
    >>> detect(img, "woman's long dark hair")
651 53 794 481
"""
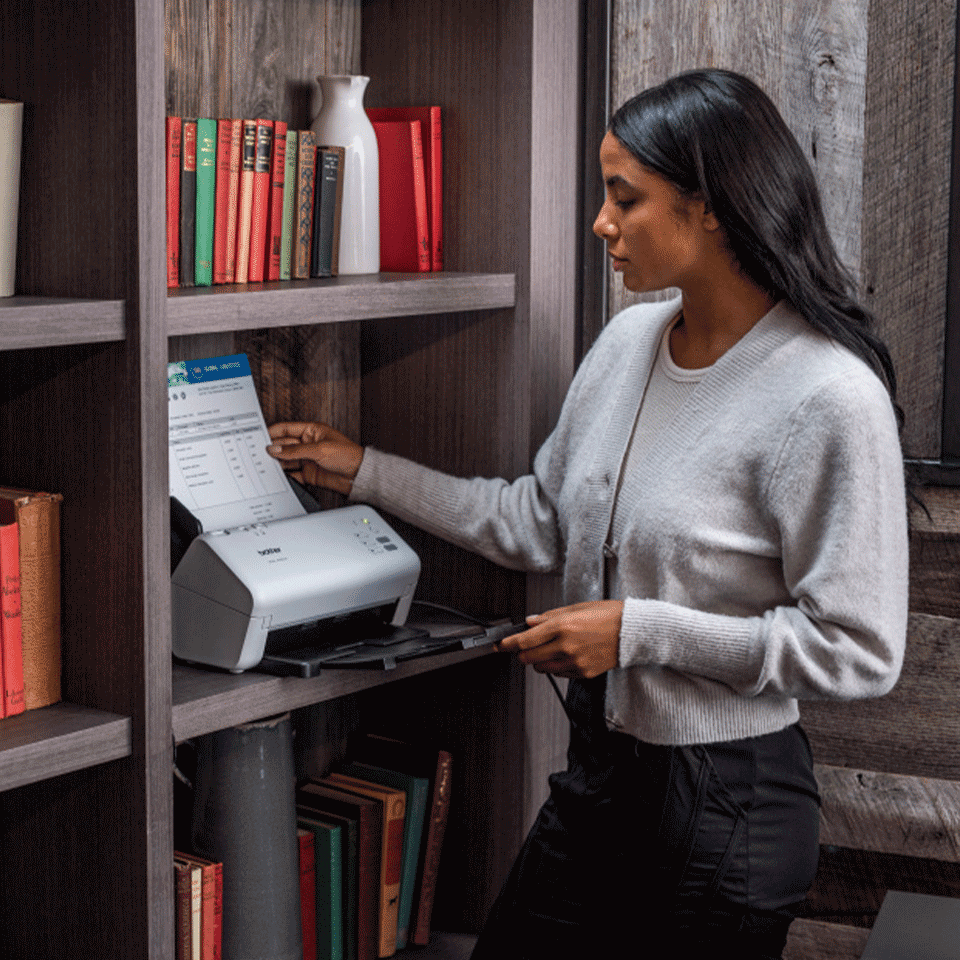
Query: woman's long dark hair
610 69 902 425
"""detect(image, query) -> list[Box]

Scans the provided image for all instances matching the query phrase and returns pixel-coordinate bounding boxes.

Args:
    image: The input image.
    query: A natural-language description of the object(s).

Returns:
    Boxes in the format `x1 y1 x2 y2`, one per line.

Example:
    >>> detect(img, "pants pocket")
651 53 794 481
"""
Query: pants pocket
655 744 748 915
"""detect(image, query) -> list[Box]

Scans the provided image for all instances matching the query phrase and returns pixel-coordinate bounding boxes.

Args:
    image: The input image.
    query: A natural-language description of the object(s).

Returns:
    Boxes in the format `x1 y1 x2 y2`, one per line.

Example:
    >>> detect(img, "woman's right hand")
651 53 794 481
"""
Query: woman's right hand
266 422 364 496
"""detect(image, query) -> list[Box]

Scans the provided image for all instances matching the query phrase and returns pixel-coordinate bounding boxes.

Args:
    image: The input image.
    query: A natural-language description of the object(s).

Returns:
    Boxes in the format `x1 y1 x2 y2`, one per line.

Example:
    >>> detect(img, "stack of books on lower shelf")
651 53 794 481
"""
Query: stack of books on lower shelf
0 487 62 720
175 732 453 960
296 733 453 960
175 851 224 960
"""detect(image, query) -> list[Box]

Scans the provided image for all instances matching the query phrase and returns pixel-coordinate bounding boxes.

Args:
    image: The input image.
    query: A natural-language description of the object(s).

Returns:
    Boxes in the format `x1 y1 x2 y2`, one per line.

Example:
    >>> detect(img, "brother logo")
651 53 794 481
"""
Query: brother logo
258 547 282 556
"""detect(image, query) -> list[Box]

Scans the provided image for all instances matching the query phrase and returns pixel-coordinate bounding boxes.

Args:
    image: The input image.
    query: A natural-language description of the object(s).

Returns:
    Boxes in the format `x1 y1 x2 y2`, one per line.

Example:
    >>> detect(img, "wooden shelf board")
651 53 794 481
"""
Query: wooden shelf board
173 643 495 742
0 296 126 349
0 702 132 792
166 272 516 335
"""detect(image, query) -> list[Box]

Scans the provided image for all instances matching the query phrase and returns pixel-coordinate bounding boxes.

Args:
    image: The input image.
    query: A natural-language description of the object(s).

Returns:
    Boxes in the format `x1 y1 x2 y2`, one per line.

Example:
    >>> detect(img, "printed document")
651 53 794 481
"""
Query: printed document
167 354 306 532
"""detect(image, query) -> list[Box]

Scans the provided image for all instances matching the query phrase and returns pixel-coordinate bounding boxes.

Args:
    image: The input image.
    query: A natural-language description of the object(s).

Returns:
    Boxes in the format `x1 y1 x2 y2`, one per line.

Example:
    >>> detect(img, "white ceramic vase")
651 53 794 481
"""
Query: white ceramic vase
0 100 23 297
311 75 379 274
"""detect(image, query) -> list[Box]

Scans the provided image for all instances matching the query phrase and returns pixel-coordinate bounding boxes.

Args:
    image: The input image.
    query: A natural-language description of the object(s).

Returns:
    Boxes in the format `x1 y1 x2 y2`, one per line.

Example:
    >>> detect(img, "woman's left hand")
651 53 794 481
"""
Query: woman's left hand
496 600 623 679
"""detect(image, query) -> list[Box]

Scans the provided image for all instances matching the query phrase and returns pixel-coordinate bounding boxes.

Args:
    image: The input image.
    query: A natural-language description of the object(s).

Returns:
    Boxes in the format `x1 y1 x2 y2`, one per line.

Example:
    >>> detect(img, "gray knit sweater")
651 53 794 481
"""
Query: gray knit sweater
350 297 909 745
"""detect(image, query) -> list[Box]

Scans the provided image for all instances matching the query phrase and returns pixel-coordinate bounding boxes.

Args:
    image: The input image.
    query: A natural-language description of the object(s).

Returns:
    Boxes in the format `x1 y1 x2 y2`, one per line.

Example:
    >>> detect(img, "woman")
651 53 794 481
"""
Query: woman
268 70 909 958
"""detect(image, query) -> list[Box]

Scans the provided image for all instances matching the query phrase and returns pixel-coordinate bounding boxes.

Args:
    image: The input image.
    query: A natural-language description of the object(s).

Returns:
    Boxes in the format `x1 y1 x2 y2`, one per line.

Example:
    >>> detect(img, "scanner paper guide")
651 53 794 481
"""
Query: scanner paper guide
167 354 307 532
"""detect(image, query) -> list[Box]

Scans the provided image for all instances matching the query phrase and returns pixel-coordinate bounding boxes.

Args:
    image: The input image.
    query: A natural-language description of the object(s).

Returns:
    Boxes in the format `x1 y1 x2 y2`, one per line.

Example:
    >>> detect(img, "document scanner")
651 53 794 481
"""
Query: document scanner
172 505 421 673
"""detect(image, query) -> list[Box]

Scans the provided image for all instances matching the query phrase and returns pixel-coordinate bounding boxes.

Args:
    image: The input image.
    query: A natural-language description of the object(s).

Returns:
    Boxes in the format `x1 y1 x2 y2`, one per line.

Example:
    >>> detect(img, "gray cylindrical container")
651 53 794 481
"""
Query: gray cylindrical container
192 713 302 960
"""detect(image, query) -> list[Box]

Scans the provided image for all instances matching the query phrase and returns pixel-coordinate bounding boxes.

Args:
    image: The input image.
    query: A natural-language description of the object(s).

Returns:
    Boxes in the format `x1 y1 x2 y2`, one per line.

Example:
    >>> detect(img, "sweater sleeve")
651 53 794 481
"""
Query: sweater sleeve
617 371 910 702
349 446 564 573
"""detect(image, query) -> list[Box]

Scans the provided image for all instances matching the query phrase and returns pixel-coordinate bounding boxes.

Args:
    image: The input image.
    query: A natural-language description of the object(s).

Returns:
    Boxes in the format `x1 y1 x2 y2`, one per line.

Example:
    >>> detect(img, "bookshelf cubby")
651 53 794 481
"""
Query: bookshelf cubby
0 0 590 956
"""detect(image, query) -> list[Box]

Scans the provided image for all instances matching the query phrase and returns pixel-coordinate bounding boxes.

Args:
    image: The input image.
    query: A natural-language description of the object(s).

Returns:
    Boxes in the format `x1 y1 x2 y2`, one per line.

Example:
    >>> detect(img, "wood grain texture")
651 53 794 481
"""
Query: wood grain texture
783 918 870 960
609 0 868 318
815 762 960 861
0 298 125 348
166 273 516 335
172 645 497 742
165 0 360 124
0 703 131 791
862 0 955 460
801 612 960 779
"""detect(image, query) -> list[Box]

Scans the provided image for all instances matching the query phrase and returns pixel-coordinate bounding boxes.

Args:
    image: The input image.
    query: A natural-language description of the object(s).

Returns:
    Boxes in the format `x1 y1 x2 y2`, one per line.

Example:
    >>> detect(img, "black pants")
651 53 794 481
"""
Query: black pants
471 677 821 959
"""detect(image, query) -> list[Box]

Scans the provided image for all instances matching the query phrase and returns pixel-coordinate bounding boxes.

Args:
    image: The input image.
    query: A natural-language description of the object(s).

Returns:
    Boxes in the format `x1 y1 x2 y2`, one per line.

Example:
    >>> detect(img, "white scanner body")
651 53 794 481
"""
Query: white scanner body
171 505 420 672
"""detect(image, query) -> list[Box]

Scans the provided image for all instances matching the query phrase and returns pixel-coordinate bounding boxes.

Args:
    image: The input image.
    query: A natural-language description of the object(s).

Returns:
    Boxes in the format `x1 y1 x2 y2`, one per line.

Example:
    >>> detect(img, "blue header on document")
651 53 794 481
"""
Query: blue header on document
168 354 251 388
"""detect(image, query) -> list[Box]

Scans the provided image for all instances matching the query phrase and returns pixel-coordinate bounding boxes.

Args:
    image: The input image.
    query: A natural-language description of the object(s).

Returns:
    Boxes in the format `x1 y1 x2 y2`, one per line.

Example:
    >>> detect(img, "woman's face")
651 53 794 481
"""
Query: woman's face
593 132 717 294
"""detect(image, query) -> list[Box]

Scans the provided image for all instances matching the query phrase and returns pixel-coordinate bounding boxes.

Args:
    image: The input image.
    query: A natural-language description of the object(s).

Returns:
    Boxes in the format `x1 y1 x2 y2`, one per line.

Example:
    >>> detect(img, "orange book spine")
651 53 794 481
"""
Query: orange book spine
247 118 274 282
166 117 182 288
234 120 257 283
266 120 287 281
0 506 24 717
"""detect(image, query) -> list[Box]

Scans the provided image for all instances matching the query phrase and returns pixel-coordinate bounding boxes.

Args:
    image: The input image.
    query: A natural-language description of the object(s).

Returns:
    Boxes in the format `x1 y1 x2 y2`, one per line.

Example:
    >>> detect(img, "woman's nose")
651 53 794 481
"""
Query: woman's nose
593 202 616 240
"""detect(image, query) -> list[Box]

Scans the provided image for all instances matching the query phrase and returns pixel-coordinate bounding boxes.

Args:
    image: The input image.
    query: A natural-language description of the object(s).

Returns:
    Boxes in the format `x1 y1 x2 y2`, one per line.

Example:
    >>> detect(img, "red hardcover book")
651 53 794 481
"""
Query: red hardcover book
298 827 318 960
247 118 274 282
177 851 222 960
214 119 242 284
234 120 257 284
165 117 182 288
367 107 442 270
371 120 430 272
0 500 25 717
266 120 287 281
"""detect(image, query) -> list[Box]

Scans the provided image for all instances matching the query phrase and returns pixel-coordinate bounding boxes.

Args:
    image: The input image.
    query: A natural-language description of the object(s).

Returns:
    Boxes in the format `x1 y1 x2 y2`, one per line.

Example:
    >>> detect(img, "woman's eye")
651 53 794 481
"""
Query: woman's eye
615 199 635 210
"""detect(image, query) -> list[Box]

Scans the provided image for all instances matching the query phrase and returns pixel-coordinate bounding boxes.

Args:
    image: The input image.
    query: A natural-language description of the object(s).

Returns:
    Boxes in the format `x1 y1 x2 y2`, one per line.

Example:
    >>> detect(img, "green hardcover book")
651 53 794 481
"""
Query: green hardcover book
279 130 298 280
340 760 429 950
298 813 344 960
194 117 217 286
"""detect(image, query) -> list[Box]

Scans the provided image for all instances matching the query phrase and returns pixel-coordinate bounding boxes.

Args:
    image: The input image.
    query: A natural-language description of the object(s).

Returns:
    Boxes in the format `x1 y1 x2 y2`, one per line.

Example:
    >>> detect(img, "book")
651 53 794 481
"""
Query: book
299 807 359 960
234 119 257 284
247 118 274 283
298 812 344 960
322 772 406 958
174 856 202 960
194 118 217 286
370 120 430 272
176 851 223 960
298 780 380 960
311 146 345 278
179 120 198 287
298 827 318 960
279 130 299 280
0 488 62 711
348 734 453 946
339 761 428 949
294 131 318 280
0 500 24 717
214 118 242 284
266 120 287 281
366 107 442 270
0 99 22 297
165 116 182 288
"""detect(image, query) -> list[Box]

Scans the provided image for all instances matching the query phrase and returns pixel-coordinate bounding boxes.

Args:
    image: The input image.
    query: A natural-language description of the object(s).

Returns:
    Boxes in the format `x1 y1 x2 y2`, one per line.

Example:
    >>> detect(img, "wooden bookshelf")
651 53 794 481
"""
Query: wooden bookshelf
167 272 516 335
0 0 588 956
0 703 131 791
173 644 496 742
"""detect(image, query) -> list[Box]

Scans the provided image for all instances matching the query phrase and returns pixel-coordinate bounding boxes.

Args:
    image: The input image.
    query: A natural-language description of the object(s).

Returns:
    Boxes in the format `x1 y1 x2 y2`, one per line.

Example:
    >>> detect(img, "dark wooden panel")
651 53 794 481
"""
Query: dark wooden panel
801 613 960 779
862 0 955 459
165 0 360 124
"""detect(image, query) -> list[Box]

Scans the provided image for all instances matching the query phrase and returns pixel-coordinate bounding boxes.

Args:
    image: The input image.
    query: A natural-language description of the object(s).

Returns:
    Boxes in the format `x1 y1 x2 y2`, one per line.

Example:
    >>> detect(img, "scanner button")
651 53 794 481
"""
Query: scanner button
384 544 399 551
